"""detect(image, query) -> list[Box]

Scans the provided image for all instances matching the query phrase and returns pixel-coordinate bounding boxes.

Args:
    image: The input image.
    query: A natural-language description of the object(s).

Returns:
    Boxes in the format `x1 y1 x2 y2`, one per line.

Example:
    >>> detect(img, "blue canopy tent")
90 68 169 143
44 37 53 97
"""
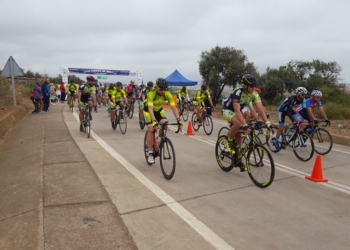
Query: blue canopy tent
165 69 197 86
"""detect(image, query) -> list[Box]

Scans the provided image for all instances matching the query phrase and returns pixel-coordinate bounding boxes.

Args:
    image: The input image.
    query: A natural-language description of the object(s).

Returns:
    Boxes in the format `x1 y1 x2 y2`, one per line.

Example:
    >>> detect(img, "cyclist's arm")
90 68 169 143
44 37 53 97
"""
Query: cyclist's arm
254 102 268 122
306 107 317 121
318 106 327 119
77 91 82 106
171 105 180 121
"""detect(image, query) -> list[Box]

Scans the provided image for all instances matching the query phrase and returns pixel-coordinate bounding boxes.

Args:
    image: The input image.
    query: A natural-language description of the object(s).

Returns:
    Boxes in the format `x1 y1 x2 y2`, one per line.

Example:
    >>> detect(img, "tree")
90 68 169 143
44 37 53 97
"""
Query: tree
198 46 258 105
24 69 35 78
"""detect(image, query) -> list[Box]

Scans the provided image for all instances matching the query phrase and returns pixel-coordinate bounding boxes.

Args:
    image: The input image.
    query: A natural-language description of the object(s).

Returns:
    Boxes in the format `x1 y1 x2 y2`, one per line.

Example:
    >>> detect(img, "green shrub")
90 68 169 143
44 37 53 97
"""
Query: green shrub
0 77 10 96
341 108 350 119
322 102 344 119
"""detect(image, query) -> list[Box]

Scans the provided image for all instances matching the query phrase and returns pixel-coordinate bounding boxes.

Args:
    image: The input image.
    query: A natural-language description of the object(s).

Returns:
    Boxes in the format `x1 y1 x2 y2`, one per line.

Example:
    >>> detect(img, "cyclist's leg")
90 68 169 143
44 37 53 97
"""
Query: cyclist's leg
158 110 167 137
110 99 116 123
275 111 286 138
292 113 306 131
241 107 251 124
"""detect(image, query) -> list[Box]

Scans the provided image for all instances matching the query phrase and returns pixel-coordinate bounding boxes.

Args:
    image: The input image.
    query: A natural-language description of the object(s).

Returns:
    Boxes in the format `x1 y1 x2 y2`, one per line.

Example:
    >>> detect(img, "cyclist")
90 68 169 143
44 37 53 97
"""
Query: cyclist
67 79 77 106
177 86 191 109
125 80 137 105
110 82 127 129
77 76 97 132
194 84 214 126
222 74 271 171
297 89 329 130
273 87 307 150
139 81 154 124
143 78 183 164
106 83 116 111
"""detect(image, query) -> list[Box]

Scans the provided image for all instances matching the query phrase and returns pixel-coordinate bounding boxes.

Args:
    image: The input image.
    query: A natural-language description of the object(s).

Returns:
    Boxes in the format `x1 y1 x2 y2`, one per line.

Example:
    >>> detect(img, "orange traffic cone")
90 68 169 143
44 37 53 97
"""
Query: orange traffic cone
305 155 328 182
185 121 195 136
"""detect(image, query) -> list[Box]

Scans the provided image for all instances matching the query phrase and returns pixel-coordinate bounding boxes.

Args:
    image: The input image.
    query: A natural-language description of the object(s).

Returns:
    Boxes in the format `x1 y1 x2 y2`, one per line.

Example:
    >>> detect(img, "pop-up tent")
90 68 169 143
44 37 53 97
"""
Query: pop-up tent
165 69 197 86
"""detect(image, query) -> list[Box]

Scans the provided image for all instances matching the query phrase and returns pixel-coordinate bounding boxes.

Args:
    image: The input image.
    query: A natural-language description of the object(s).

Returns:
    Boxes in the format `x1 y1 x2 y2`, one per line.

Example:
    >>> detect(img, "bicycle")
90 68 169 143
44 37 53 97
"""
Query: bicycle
215 121 275 188
143 122 181 180
125 98 134 119
68 92 75 112
113 105 127 134
305 120 332 155
266 122 315 161
50 94 59 106
81 103 92 138
191 107 213 135
178 101 189 122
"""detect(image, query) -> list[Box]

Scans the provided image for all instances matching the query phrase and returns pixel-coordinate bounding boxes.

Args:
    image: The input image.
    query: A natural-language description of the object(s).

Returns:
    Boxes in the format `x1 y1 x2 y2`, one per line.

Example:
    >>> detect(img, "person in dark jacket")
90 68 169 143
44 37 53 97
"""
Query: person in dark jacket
41 78 51 112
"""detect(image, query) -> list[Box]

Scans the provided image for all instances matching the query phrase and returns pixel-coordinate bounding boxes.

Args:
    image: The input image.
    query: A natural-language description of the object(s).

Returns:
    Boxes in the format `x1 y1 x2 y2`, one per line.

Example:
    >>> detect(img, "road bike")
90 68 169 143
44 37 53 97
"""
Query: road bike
266 122 315 161
68 92 75 112
191 107 213 135
143 122 181 180
112 105 127 134
178 101 189 122
215 121 275 188
125 98 134 119
81 103 91 138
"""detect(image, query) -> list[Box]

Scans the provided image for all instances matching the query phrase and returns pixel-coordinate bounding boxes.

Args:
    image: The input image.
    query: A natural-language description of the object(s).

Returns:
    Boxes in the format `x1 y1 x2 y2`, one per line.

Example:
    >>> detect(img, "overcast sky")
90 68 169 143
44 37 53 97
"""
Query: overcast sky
1 0 350 85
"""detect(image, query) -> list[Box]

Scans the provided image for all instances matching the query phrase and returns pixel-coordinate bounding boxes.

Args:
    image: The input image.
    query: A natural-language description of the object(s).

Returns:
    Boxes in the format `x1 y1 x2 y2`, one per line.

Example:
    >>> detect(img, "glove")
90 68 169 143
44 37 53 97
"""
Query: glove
152 120 158 128
177 118 183 126
265 121 271 128
242 123 249 130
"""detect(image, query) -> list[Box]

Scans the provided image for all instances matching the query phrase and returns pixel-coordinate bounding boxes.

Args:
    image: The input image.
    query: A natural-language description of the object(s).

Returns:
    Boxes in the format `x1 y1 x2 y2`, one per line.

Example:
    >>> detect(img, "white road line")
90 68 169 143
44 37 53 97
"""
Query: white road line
72 112 235 250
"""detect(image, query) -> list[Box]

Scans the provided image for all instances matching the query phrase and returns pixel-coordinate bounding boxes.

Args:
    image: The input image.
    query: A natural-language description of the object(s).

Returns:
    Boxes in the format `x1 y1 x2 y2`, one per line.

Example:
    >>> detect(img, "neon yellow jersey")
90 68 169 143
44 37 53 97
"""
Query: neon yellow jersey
177 89 188 98
146 89 175 112
111 89 126 102
107 87 116 96
67 83 77 92
195 89 211 102
251 90 261 103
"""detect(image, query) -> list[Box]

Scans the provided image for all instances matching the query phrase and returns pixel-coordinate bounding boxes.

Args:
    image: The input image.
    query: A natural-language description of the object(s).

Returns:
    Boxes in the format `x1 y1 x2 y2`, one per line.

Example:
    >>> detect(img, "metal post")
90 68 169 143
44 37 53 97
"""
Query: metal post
9 57 16 106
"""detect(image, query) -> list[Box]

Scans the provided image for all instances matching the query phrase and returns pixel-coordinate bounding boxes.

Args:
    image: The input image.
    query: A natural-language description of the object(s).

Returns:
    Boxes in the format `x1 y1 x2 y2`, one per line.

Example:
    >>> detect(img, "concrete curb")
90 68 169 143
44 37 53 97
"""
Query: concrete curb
0 106 28 139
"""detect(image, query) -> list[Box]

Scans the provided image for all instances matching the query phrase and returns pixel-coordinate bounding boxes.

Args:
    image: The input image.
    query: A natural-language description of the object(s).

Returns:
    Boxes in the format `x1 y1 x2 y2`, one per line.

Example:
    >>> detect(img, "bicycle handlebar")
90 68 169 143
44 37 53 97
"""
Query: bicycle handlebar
153 121 182 134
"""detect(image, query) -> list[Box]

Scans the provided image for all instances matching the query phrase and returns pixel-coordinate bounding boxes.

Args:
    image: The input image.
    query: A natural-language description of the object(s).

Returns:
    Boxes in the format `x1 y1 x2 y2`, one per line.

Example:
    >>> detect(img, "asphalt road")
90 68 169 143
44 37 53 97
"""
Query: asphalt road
64 104 350 250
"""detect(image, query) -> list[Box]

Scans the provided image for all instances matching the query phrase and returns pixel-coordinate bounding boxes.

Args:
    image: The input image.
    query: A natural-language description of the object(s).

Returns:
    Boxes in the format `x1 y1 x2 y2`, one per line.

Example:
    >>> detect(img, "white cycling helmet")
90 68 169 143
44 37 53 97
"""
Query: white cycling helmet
311 89 322 97
295 87 308 95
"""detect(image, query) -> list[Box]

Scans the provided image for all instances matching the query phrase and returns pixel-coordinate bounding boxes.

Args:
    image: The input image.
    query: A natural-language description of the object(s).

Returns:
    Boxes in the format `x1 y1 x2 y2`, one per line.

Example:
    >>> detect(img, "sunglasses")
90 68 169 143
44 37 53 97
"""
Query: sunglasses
158 88 167 91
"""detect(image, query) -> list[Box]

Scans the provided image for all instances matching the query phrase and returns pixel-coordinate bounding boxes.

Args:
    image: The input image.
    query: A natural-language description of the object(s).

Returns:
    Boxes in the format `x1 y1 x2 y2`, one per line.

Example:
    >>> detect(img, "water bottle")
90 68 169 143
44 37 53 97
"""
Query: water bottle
306 127 312 134
156 136 161 145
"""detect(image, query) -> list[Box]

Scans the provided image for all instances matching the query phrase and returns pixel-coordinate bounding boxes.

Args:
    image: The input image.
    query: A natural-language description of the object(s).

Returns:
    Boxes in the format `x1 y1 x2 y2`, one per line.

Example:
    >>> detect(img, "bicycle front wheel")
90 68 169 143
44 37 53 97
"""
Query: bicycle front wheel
182 106 189 122
311 128 333 155
191 113 200 131
215 135 234 172
292 132 314 161
203 116 213 135
159 138 176 180
119 112 127 134
218 126 229 138
246 144 275 188
128 103 134 119
139 116 146 130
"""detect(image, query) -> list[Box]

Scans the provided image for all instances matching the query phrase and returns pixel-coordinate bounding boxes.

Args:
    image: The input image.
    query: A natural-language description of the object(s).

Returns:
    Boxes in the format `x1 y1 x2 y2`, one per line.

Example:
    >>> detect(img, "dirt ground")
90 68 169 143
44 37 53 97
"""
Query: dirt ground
210 108 350 139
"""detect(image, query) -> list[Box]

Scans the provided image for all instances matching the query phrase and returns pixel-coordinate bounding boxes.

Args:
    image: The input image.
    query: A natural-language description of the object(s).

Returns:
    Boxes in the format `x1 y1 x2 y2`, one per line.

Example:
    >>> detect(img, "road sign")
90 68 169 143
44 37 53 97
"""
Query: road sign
97 76 107 79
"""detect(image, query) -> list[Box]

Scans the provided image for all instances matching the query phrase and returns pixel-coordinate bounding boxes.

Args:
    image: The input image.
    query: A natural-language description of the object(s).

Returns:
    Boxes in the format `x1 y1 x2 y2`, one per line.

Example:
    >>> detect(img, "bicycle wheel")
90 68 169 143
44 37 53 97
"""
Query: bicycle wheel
144 131 153 166
128 102 134 119
218 126 229 138
191 113 200 131
119 112 127 134
203 116 213 135
311 128 333 155
182 106 189 122
159 137 176 180
50 96 59 105
139 116 146 130
246 144 275 188
265 125 280 152
292 132 314 161
215 135 234 172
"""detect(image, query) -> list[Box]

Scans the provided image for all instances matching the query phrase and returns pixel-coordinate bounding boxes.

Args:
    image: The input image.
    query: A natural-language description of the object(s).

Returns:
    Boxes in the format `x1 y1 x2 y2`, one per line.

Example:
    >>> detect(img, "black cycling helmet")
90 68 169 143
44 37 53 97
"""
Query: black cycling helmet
182 86 186 91
70 79 74 83
241 74 257 87
147 81 154 87
156 78 168 89
109 83 114 89
86 75 95 81
201 84 208 90
116 82 123 88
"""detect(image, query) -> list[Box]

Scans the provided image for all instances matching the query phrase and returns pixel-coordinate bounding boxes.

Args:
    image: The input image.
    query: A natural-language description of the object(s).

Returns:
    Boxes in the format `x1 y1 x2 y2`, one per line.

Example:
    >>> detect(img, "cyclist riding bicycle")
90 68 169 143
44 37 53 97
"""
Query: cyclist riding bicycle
273 86 307 150
143 78 183 164
194 84 214 126
77 76 97 132
125 80 137 104
67 79 77 105
296 90 329 130
110 82 127 129
139 81 154 123
222 74 271 168
177 86 191 105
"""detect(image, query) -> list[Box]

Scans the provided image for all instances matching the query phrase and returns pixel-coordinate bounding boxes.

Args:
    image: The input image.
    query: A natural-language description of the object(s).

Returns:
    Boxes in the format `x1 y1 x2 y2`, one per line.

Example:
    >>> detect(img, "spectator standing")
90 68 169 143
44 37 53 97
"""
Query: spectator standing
33 82 42 113
59 82 66 103
41 78 51 112
30 88 36 113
